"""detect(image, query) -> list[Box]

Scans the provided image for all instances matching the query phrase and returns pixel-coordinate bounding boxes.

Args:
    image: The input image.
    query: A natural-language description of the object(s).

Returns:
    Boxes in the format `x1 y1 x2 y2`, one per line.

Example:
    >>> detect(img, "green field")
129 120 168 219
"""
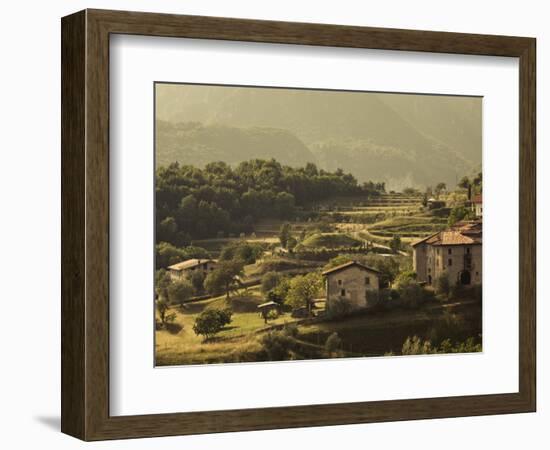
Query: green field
156 286 482 366
301 232 362 248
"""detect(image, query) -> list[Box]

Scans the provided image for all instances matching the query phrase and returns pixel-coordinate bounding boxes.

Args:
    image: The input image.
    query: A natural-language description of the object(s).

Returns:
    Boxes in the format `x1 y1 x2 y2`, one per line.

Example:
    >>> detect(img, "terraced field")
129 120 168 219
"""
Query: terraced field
328 193 448 245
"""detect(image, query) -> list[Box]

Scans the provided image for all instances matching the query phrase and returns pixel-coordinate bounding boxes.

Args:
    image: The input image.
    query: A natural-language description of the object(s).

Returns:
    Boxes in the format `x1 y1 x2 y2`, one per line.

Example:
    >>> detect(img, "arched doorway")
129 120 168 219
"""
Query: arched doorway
459 270 471 285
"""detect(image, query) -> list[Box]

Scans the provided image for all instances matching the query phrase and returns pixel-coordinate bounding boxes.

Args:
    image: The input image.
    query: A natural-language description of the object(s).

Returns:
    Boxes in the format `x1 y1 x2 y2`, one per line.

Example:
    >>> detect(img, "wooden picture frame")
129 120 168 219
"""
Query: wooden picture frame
61 9 536 441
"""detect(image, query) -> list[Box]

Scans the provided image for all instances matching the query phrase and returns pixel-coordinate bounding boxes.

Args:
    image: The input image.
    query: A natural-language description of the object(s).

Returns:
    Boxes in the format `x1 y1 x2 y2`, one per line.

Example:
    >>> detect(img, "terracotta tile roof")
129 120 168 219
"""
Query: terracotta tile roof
412 220 482 247
322 260 381 276
410 231 440 247
168 258 215 271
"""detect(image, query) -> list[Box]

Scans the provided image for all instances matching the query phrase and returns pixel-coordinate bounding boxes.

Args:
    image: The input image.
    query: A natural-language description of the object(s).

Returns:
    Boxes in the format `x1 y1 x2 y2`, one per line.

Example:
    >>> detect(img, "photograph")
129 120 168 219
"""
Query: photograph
154 83 483 367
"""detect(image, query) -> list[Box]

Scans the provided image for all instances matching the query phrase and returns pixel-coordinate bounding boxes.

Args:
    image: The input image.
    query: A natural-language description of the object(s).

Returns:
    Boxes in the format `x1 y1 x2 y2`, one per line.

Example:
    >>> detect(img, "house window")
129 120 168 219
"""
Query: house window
337 279 342 286
365 276 370 285
340 289 346 297
448 248 452 255
448 258 452 266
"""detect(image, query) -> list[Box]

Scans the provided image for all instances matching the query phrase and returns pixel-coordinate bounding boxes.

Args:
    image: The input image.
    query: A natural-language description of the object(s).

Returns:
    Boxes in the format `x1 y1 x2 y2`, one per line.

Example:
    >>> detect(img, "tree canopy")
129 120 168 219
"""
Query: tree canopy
156 158 385 244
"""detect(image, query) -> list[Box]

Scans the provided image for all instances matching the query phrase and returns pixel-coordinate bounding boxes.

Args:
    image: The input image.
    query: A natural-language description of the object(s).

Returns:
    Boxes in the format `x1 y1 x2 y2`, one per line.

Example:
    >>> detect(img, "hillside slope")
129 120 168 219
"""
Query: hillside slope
155 84 481 188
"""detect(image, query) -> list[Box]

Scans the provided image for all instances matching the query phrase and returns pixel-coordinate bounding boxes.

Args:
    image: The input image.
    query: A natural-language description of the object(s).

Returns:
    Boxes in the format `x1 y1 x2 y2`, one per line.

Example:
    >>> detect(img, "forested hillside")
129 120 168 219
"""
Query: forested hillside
156 159 385 244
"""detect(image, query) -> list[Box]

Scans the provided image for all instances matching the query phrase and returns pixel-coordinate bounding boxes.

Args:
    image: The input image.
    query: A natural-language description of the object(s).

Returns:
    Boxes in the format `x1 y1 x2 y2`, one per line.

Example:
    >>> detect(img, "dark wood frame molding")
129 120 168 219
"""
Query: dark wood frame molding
61 9 536 441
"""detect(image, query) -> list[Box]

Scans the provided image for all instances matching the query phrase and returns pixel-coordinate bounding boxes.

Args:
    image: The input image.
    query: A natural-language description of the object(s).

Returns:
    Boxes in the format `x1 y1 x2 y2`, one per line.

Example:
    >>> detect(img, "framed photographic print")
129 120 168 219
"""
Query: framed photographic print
61 9 536 441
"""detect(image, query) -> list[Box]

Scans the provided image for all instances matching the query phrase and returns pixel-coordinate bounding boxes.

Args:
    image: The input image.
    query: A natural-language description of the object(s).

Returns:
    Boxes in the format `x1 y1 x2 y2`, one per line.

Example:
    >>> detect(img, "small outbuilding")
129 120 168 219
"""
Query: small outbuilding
322 261 381 311
257 301 280 323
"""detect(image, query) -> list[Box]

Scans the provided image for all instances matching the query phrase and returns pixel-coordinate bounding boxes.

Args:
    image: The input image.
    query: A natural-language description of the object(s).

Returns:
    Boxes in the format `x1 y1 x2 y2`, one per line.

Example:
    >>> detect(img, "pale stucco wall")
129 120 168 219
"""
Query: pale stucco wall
415 244 482 287
169 261 217 281
326 266 380 310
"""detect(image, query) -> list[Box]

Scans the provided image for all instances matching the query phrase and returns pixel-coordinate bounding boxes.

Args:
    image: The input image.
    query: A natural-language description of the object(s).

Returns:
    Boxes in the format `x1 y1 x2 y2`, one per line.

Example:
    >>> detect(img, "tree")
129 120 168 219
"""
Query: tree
167 279 194 307
156 298 176 327
394 270 417 288
155 242 210 269
156 299 170 325
434 182 446 199
458 176 472 200
325 332 343 356
389 234 402 253
266 277 291 304
435 273 451 297
261 271 283 294
448 206 473 226
279 223 292 249
274 192 296 219
204 260 244 300
190 270 206 293
403 187 419 195
286 272 323 314
192 308 232 341
155 269 172 301
473 172 482 194
220 241 263 264
157 216 178 243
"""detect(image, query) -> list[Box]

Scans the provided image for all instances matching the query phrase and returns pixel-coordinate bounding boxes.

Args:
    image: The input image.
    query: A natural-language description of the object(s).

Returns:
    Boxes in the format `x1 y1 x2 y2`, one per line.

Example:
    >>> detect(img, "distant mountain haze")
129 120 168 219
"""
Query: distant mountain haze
155 84 481 190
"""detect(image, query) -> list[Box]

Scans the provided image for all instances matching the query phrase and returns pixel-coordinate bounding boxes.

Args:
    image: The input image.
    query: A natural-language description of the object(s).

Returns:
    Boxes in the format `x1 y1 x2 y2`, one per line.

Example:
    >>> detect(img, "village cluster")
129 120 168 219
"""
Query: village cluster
167 215 482 315
155 181 483 365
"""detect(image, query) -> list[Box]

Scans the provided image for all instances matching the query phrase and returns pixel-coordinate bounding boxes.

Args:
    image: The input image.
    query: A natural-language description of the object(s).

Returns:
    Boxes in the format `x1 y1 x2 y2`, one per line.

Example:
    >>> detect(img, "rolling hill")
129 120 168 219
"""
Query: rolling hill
155 84 482 189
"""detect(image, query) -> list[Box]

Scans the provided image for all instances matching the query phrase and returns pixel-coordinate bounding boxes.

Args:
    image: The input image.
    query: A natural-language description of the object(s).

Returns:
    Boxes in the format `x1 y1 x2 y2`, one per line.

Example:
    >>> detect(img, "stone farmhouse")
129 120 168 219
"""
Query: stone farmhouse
322 261 381 311
167 258 217 281
412 220 482 287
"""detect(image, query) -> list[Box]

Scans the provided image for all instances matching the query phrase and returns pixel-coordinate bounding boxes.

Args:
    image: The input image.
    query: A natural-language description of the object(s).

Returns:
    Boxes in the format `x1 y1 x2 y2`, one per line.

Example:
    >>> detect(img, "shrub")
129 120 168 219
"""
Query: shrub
435 273 451 297
282 323 299 338
436 337 482 353
397 280 434 309
266 309 279 321
260 331 294 361
326 297 353 319
402 336 434 355
449 283 465 300
393 270 417 288
325 332 343 355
